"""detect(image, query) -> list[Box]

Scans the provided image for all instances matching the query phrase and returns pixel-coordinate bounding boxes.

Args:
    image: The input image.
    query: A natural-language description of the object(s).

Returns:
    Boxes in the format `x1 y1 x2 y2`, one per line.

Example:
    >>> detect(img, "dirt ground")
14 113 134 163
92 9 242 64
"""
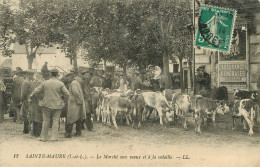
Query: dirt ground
0 113 260 167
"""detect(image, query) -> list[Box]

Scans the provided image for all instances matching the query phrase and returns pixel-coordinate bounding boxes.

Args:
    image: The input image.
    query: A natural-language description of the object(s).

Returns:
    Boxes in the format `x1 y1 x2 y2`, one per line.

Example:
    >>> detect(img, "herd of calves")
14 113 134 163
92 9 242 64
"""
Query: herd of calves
90 87 259 136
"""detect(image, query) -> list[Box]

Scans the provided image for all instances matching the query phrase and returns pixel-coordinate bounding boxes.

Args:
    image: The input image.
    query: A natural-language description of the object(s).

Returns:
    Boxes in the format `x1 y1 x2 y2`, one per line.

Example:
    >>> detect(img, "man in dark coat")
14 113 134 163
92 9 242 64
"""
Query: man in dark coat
30 73 44 137
12 70 24 123
41 62 50 80
82 69 94 131
21 70 35 134
195 65 211 93
134 72 143 91
112 73 119 89
103 73 112 89
0 74 6 123
90 71 102 87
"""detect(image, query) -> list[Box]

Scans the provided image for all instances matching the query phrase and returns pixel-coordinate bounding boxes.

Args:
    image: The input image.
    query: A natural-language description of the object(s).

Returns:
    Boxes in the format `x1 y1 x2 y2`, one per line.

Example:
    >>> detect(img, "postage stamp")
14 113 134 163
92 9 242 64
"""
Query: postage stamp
195 5 237 52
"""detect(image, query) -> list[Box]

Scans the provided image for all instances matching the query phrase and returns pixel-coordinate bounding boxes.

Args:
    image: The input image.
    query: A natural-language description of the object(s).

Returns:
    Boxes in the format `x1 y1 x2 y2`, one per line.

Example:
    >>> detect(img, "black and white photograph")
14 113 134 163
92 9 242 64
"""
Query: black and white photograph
0 0 260 167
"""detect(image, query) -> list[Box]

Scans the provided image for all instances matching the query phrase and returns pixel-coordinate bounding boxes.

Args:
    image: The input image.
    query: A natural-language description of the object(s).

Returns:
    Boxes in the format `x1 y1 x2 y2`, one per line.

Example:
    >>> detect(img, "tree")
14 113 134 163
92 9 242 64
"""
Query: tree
53 0 94 72
146 0 191 89
0 0 14 57
123 0 164 72
11 0 62 69
83 0 167 75
82 0 121 69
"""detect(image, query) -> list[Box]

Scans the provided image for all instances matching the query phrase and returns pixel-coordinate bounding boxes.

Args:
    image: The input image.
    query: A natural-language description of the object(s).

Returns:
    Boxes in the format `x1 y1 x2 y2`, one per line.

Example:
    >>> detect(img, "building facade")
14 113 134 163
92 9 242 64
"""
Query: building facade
192 1 260 95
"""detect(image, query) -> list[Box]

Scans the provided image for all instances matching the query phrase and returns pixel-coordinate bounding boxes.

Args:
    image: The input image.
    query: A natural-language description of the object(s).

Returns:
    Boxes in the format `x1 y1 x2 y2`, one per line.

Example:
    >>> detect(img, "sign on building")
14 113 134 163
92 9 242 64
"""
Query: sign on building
195 5 236 52
219 63 248 90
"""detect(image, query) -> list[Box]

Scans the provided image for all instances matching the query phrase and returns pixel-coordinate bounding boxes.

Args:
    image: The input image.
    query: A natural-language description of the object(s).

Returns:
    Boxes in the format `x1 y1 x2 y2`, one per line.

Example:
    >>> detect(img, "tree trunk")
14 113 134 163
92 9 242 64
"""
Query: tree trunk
27 55 34 70
25 46 38 70
123 63 127 78
103 58 107 72
179 57 184 92
163 53 170 89
72 49 78 72
188 60 193 91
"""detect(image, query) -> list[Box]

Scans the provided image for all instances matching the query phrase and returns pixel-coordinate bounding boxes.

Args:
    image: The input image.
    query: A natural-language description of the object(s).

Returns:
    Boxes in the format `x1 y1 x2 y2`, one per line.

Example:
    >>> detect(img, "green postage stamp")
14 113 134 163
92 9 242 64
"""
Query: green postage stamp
195 5 236 52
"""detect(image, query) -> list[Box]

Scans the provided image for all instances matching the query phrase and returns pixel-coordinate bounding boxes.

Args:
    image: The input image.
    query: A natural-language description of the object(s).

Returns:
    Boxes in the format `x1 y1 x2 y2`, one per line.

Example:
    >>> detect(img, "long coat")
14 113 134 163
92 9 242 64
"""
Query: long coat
0 79 6 123
82 79 92 114
12 76 24 106
30 78 44 123
67 80 86 124
21 78 35 120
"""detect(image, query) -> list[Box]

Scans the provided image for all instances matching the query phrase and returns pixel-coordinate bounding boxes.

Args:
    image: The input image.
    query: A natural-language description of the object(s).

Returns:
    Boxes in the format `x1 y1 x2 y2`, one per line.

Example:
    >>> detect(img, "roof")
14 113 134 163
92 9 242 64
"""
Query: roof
0 59 12 68
13 43 58 54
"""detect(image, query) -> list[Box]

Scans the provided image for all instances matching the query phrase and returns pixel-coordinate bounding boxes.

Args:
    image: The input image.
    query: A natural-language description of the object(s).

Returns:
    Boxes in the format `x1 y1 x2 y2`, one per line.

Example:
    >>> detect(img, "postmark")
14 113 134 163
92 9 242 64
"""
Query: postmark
195 5 237 52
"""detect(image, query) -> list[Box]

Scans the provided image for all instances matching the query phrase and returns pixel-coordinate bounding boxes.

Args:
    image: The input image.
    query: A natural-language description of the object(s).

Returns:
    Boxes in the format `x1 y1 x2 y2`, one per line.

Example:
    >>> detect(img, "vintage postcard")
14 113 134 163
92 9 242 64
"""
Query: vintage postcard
0 0 260 167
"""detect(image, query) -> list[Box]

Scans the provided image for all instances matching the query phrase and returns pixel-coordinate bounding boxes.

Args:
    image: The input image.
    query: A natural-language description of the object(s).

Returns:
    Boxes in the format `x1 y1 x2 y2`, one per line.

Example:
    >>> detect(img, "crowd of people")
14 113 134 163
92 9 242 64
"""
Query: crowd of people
0 63 170 141
1 62 260 140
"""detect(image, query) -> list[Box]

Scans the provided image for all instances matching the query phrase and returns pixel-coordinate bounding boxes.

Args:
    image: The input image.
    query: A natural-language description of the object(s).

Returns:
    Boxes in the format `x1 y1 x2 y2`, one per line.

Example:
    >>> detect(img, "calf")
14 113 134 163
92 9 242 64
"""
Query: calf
172 93 192 130
105 93 132 129
131 90 145 129
96 88 110 122
232 99 256 136
142 91 172 125
194 97 229 134
101 91 120 124
198 86 228 101
211 86 228 101
233 89 258 100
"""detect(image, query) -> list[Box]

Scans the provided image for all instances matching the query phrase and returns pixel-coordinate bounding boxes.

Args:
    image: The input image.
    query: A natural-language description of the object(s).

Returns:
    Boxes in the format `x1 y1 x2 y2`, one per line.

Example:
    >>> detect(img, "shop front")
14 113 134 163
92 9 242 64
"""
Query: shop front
218 29 249 92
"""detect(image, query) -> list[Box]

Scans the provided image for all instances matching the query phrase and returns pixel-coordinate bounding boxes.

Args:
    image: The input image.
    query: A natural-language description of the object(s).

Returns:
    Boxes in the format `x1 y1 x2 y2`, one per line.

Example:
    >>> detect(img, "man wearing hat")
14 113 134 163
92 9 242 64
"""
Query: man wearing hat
21 69 35 134
41 62 50 80
195 65 210 93
112 72 120 89
12 69 25 123
30 72 45 137
73 69 84 90
82 68 94 131
0 72 6 123
64 72 86 138
132 71 142 91
30 69 70 141
103 73 112 89
90 70 103 88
